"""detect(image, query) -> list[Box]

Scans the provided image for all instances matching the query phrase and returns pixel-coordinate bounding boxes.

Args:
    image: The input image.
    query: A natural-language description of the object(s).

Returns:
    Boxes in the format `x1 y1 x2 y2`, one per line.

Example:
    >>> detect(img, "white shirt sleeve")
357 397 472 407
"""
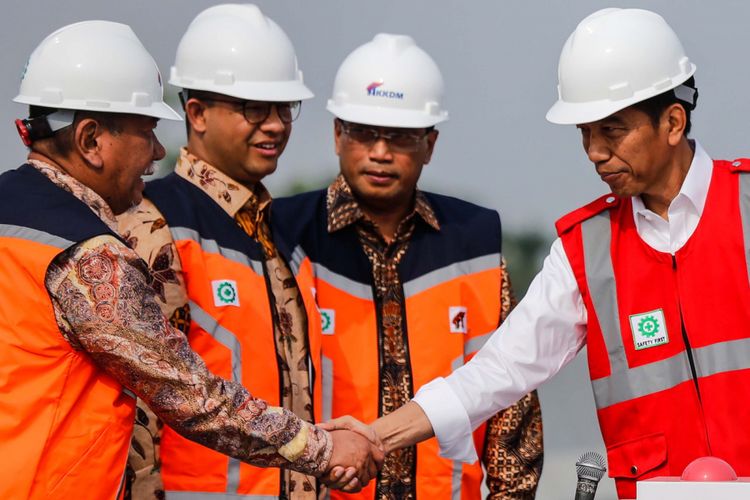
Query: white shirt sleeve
412 237 588 462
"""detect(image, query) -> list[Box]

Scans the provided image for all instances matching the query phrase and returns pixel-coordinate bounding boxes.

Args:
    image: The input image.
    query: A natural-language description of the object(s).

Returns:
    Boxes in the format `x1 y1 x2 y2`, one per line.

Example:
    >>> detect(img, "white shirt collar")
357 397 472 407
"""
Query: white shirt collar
632 140 712 221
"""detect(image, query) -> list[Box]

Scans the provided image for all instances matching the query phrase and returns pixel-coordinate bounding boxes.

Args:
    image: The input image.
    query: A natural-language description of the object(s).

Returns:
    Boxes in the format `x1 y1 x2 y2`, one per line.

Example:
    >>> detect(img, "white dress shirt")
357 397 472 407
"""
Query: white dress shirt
412 141 713 462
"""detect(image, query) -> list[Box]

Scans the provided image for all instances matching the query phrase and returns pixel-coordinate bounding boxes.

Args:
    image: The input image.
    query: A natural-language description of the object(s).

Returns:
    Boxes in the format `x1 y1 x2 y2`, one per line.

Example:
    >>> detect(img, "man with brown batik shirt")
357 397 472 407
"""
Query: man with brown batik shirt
117 5 377 499
1 19 379 500
274 34 542 500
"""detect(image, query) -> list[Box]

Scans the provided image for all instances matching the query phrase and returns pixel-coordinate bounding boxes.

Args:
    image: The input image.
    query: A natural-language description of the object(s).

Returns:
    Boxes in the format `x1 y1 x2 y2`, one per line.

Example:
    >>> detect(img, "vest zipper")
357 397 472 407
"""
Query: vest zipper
672 254 713 453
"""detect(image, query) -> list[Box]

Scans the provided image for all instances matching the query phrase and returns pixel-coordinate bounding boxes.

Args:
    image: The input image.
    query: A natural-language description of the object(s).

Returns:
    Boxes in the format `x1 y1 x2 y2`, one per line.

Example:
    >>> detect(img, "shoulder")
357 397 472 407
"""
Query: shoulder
117 198 174 262
421 191 500 226
273 190 327 228
555 193 621 236
274 189 327 215
725 158 750 173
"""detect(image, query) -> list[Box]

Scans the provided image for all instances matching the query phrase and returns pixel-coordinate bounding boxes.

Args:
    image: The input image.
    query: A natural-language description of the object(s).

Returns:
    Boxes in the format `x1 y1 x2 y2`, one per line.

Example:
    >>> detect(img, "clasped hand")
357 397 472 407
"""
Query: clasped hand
318 416 384 493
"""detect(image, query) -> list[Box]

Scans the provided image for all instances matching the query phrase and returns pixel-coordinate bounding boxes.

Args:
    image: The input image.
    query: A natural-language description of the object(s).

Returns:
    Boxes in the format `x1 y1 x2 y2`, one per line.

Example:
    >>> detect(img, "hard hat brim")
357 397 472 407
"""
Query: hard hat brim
327 101 448 128
13 94 183 121
547 64 697 125
170 77 314 102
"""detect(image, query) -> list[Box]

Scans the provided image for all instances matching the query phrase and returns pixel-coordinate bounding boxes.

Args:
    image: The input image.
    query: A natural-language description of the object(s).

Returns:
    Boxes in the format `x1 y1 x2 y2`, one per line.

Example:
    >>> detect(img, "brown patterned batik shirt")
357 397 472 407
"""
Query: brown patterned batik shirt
327 175 543 500
26 159 331 489
118 148 317 499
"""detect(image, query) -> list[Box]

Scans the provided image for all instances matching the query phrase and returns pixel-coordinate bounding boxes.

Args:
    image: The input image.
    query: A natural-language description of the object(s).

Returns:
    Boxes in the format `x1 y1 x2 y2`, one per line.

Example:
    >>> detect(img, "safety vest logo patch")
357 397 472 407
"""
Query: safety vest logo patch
629 309 669 350
212 279 240 307
321 308 335 335
449 306 468 334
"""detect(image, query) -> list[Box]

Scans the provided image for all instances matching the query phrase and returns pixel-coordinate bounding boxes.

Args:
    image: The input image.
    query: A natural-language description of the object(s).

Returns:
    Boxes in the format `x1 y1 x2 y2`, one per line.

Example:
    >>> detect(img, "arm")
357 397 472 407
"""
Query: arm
117 200 184 498
482 257 543 499
375 238 587 459
46 235 331 475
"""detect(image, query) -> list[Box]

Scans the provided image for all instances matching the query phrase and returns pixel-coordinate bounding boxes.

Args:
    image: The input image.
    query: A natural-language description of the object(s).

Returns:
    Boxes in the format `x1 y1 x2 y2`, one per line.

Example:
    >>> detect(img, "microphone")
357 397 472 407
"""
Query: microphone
574 451 607 500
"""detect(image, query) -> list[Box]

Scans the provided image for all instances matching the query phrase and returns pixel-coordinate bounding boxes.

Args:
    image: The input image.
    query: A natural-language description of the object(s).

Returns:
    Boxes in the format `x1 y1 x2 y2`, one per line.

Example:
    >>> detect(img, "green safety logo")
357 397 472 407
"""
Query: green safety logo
638 315 659 338
629 309 668 350
320 308 335 335
212 279 240 307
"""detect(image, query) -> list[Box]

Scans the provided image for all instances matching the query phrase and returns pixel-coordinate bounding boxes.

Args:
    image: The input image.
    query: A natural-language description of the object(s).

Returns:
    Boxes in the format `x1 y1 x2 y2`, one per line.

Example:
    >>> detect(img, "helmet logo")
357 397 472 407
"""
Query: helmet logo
366 80 404 100
20 59 29 82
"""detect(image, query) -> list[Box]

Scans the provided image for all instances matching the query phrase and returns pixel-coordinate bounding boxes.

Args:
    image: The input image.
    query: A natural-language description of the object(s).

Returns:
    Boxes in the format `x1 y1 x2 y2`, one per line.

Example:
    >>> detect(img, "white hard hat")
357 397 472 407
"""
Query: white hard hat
546 8 696 125
14 20 181 121
170 4 313 102
327 33 448 128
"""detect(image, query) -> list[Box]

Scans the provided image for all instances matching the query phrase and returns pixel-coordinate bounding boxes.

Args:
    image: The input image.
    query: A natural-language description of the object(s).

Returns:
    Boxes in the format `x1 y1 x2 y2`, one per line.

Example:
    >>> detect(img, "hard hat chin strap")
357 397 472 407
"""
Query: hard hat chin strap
15 109 76 147
674 83 698 111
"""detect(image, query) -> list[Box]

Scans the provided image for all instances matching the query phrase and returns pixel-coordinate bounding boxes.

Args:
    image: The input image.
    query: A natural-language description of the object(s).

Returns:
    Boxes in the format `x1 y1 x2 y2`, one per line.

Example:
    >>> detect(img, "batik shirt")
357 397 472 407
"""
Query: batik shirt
28 159 331 497
327 175 543 499
118 148 316 498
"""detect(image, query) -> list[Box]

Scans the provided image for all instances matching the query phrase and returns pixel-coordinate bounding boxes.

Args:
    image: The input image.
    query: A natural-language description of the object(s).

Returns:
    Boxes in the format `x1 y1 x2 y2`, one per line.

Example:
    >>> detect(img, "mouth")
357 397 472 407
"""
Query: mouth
363 170 397 184
598 169 627 183
253 141 281 157
143 163 156 176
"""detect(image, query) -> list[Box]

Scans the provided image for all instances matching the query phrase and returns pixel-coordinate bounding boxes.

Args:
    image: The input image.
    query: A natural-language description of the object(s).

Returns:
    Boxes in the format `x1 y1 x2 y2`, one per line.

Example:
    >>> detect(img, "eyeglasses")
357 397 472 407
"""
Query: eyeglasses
201 98 302 124
338 120 430 153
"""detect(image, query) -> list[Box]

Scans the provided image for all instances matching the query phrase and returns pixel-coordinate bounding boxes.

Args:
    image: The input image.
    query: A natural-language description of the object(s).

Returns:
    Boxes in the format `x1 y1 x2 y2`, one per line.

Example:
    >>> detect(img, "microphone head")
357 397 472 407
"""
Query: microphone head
576 451 607 482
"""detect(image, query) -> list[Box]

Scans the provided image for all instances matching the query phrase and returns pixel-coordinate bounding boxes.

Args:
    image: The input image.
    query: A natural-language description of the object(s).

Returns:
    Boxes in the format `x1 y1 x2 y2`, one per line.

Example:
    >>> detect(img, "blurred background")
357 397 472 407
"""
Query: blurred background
5 1 750 498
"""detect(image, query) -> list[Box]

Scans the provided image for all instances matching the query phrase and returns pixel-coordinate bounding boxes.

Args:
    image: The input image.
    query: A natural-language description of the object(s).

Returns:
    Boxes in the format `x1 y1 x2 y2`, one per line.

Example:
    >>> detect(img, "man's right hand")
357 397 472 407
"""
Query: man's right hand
321 429 384 492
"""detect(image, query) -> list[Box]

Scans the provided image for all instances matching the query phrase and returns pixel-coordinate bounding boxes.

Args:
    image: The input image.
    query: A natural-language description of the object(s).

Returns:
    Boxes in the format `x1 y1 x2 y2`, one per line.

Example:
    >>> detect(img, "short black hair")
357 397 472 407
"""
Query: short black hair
630 76 697 136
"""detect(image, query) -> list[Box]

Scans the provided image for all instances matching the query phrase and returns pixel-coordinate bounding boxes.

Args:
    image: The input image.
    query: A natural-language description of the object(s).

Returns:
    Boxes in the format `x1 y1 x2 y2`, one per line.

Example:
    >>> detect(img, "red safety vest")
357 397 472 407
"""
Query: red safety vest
557 159 750 499
146 174 323 498
275 190 501 499
0 165 135 500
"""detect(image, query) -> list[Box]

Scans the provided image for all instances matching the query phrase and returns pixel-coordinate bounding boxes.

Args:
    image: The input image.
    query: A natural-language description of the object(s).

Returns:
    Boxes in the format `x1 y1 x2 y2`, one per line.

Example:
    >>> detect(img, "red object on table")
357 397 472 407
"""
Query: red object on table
681 456 738 482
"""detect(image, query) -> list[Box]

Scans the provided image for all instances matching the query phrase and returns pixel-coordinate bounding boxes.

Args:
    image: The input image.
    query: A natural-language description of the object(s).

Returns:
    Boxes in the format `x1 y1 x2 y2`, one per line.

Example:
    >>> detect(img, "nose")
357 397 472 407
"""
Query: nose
259 105 287 134
153 133 166 161
368 137 393 163
583 131 610 165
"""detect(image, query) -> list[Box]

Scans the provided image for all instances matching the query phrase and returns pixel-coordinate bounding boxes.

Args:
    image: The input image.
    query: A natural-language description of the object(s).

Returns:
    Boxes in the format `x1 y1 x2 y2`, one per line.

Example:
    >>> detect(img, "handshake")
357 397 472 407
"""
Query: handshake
317 415 387 492
314 402 433 492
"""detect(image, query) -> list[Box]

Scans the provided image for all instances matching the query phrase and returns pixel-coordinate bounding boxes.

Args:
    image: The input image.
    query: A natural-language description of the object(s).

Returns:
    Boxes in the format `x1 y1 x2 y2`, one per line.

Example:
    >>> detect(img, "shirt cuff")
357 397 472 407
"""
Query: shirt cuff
412 377 479 463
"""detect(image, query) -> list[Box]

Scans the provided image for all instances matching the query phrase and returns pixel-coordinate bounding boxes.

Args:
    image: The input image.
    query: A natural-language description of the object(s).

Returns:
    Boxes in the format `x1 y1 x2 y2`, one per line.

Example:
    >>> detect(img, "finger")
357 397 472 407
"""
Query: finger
340 477 362 493
328 466 357 489
366 456 378 483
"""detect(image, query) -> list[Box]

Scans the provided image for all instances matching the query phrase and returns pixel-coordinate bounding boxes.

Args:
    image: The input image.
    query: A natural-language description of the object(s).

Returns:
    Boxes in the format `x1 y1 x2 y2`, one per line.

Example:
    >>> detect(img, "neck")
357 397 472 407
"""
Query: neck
185 141 256 191
360 198 413 243
28 151 74 176
641 139 695 219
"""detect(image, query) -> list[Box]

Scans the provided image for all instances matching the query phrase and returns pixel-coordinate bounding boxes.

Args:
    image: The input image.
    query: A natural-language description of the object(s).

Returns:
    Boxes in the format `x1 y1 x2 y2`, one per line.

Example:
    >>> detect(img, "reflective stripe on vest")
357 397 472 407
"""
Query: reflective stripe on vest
739 173 750 283
166 492 279 499
581 177 750 410
402 253 500 298
189 300 243 382
188 300 244 493
313 261 374 301
0 223 74 248
170 226 265 275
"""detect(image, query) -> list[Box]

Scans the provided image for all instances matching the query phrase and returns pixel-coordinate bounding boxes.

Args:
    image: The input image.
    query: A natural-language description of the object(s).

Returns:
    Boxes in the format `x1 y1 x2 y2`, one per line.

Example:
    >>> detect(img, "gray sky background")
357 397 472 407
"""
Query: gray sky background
4 2 750 498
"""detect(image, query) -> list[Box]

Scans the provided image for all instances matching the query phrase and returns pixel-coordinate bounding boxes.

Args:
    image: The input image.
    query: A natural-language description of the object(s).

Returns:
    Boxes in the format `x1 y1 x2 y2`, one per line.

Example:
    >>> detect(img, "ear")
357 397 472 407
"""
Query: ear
422 129 439 165
75 118 105 169
185 98 209 135
663 103 687 147
333 119 343 156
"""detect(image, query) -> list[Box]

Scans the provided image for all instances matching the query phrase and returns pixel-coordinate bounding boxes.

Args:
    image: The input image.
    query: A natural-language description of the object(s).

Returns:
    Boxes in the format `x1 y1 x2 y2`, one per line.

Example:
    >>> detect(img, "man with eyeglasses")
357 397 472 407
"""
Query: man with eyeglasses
117 5 381 499
274 34 543 500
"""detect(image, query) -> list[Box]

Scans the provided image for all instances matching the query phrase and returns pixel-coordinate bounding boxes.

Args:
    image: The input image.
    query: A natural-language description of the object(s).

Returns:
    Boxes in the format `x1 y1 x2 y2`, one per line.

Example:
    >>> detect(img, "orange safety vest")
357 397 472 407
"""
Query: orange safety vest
146 174 323 499
557 159 750 499
0 165 136 500
275 190 502 500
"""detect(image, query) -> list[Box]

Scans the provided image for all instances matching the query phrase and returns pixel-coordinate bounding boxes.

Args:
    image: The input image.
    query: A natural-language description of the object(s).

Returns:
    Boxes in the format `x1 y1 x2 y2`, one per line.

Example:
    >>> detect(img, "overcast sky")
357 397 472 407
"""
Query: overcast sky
5 2 750 498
